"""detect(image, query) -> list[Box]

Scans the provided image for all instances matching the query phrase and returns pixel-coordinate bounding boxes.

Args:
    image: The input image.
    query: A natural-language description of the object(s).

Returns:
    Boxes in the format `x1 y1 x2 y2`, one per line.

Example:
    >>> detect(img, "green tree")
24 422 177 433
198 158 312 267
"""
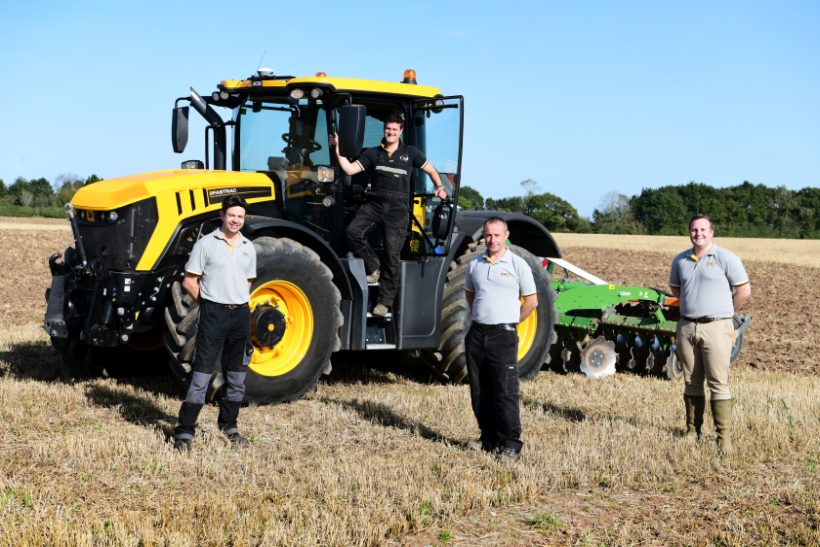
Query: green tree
54 174 84 206
458 185 484 210
592 192 645 234
485 196 525 212
526 192 583 232
28 177 54 208
677 182 724 225
633 187 688 234
8 177 30 206
795 187 820 238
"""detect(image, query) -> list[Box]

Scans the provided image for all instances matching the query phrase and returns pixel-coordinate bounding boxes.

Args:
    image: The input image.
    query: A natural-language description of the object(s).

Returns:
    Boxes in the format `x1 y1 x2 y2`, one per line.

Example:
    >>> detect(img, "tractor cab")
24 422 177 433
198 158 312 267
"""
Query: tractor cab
173 69 463 261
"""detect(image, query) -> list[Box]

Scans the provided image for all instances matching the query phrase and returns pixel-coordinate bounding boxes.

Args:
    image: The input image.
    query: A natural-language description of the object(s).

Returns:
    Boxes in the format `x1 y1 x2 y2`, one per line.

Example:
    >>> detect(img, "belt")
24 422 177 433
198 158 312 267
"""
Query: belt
203 300 247 310
472 322 517 332
681 316 727 324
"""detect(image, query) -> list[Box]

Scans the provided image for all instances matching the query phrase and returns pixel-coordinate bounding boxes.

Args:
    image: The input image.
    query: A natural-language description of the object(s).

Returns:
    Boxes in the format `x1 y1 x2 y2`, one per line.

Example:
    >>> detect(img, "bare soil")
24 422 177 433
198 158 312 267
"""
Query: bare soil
9 220 818 376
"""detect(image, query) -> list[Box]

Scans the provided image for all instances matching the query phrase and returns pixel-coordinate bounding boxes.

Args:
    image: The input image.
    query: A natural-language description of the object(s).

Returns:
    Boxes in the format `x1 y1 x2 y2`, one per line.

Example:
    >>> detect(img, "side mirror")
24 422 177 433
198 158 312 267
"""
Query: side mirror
431 199 454 241
337 105 366 158
172 106 189 153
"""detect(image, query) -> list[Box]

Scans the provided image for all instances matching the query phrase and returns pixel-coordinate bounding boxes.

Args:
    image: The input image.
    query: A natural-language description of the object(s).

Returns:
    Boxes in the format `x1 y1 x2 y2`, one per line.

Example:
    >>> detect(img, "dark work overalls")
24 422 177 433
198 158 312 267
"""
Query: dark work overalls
345 141 428 308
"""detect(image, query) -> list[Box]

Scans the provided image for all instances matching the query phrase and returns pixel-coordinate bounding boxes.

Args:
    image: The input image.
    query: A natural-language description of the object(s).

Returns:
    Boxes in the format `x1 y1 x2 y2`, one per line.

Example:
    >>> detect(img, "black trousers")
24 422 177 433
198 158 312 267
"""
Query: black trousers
176 299 251 440
345 192 409 307
465 323 523 452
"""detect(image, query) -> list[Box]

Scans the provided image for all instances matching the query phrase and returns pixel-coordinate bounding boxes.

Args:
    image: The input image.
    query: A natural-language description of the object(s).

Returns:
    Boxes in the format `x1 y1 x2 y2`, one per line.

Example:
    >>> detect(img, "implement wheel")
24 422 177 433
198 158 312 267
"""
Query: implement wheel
424 242 557 383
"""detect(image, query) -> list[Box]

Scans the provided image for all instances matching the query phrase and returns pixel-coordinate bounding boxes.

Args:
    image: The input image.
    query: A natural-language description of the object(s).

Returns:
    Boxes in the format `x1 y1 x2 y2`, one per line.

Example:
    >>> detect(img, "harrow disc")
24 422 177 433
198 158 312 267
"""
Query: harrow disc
560 335 584 374
666 348 683 380
580 336 617 379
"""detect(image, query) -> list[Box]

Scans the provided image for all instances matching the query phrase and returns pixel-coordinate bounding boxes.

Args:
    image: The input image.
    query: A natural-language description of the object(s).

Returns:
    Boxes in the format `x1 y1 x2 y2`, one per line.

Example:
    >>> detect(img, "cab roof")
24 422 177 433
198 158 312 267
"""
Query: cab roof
218 71 442 99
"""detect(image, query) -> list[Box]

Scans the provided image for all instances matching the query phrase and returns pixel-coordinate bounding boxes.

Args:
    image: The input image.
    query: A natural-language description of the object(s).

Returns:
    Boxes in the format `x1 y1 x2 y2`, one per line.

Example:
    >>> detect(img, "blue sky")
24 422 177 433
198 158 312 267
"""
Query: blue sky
2 1 818 218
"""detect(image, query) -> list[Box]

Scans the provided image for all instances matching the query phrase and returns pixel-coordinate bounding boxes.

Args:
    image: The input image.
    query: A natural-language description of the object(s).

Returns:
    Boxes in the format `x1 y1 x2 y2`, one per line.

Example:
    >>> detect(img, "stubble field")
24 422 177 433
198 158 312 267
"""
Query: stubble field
0 219 818 545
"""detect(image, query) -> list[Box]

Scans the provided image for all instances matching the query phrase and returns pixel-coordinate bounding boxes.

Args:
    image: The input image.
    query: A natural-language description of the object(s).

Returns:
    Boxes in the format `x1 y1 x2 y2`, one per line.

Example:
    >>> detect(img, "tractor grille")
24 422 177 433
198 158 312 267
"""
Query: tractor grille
75 198 159 271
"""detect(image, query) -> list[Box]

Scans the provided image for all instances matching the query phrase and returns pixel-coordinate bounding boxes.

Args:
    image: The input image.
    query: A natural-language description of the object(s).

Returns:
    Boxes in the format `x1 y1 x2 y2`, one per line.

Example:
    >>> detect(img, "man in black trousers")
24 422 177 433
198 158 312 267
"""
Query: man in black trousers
174 196 257 451
464 217 538 461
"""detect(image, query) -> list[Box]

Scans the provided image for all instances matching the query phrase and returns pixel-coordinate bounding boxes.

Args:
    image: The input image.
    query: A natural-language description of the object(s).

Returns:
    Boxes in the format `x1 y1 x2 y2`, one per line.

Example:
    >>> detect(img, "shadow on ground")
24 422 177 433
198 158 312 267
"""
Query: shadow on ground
522 396 681 435
1 340 182 399
323 350 441 387
318 395 461 446
85 383 178 439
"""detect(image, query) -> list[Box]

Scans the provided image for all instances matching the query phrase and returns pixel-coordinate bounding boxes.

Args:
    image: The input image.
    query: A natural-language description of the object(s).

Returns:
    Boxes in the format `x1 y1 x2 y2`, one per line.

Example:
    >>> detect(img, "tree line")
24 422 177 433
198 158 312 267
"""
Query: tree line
0 174 102 216
1 174 817 238
459 180 819 239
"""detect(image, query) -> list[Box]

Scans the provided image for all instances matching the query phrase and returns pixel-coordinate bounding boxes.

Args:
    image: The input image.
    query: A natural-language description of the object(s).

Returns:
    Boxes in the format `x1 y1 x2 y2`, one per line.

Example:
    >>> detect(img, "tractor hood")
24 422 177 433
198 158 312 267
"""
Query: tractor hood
69 169 275 271
71 169 275 211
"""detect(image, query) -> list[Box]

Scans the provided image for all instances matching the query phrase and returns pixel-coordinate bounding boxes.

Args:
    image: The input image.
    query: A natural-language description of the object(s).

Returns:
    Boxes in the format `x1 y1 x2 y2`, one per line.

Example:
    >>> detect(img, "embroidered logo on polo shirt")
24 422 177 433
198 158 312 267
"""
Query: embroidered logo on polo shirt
400 153 409 163
500 272 512 277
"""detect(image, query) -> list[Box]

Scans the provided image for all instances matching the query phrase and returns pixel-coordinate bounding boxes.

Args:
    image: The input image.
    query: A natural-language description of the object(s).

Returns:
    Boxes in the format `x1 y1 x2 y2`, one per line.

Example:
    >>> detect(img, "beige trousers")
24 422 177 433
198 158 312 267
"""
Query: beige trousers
676 318 734 400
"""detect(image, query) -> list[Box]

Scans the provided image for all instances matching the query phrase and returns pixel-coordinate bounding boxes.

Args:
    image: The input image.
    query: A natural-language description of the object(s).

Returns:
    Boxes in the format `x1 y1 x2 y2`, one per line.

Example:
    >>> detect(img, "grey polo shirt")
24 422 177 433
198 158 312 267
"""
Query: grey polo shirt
464 248 536 325
185 228 257 305
669 243 748 319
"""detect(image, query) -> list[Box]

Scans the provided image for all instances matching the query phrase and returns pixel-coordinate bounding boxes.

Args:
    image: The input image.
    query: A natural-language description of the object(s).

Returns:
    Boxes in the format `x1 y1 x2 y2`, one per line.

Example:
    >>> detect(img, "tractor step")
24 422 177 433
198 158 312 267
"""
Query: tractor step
366 343 397 350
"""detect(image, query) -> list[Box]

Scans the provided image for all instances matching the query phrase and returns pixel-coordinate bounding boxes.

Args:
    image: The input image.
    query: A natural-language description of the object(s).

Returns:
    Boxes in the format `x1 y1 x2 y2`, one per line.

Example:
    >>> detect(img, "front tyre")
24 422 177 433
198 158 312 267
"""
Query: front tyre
243 237 343 404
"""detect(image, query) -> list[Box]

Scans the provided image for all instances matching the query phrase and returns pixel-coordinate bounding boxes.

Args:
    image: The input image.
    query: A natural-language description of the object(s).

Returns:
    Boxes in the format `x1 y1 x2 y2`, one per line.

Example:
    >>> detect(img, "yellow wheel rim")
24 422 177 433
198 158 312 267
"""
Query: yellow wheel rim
248 280 313 376
516 297 537 361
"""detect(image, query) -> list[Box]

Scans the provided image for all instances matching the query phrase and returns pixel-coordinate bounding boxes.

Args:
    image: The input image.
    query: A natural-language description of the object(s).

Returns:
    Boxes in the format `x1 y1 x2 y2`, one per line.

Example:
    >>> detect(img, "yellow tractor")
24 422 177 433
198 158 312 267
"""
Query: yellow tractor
44 69 561 403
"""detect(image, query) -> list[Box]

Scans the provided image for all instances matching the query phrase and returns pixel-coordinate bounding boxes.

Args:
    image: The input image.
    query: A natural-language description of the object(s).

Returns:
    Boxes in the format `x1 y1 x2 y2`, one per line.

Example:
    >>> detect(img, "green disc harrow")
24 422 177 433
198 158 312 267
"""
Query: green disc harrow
545 257 752 379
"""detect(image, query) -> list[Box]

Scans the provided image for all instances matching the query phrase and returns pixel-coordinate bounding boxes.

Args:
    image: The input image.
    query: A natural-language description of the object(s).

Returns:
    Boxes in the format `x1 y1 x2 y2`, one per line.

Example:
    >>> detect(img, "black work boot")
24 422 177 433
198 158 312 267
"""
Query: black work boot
173 438 192 452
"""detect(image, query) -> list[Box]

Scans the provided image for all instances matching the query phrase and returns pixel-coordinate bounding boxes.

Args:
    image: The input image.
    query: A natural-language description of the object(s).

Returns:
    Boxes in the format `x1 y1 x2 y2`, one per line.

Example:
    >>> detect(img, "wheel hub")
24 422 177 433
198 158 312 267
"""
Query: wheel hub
251 305 286 348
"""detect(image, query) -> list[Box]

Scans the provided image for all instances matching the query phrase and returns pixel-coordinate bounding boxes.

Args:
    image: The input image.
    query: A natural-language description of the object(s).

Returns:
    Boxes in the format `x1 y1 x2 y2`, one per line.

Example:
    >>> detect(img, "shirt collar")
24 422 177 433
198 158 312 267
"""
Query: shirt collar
482 248 511 264
689 243 716 261
212 227 248 244
379 139 404 153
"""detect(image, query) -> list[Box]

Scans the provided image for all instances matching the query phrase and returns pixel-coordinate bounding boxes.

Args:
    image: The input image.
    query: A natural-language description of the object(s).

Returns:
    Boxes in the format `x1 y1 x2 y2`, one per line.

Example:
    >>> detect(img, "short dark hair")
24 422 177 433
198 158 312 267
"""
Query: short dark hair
384 111 404 129
688 214 713 231
483 216 509 233
221 195 248 213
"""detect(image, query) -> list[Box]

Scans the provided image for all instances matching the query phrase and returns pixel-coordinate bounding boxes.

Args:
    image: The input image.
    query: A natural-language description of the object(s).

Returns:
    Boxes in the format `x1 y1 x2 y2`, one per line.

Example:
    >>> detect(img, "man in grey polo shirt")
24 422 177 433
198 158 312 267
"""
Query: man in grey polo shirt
670 214 750 455
464 217 538 461
174 196 257 452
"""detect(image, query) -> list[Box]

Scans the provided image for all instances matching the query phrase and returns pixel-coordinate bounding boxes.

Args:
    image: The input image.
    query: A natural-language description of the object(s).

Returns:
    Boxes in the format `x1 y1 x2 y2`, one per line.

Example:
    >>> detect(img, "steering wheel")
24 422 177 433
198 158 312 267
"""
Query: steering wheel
281 133 321 153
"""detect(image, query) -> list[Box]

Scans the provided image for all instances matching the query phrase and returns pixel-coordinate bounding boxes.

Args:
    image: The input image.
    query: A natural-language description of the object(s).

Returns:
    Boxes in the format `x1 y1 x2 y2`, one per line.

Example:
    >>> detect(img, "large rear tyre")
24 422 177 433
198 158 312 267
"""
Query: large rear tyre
423 243 557 383
244 237 343 404
164 237 343 405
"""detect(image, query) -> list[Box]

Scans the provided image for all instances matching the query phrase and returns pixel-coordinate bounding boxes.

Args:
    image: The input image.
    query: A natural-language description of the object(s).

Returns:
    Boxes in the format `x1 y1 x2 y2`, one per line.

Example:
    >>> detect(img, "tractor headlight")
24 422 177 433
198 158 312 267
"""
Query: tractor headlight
108 211 119 222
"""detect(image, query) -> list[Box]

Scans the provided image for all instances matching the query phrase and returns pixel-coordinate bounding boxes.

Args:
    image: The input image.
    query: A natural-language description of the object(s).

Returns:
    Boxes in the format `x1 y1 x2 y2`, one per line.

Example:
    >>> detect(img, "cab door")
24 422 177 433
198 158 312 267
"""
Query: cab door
397 96 464 349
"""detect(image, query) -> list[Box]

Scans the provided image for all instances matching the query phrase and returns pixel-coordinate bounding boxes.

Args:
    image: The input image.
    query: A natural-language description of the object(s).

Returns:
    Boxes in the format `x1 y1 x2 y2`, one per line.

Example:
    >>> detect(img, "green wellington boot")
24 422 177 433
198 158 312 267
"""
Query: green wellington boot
684 395 706 439
711 399 734 455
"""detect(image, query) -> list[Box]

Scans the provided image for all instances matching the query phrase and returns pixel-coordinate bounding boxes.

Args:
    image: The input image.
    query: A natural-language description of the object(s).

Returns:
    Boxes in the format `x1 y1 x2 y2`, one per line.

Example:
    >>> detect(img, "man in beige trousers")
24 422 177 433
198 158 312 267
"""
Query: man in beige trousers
670 214 751 455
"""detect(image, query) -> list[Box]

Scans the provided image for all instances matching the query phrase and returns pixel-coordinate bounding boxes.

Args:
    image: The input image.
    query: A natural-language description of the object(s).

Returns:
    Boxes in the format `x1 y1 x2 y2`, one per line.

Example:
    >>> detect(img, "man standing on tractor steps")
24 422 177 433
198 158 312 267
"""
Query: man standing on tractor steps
670 214 751 455
464 217 538 462
173 196 257 452
331 112 448 317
